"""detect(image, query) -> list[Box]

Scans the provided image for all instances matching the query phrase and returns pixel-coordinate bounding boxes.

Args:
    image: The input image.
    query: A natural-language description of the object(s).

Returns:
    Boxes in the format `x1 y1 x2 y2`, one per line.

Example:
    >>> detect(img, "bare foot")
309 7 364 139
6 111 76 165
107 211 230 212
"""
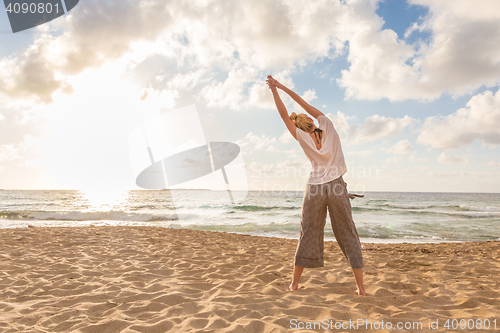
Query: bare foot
355 289 366 296
289 283 299 291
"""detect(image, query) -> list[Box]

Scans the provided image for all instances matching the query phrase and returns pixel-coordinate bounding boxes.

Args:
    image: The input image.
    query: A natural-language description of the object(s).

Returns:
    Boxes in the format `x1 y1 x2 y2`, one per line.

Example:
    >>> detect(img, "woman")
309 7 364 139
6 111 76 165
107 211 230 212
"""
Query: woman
266 75 365 296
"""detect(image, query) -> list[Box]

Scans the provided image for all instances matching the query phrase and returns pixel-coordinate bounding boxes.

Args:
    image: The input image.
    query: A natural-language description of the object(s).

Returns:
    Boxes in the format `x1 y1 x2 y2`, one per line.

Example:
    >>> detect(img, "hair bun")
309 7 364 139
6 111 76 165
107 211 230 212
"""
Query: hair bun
290 112 298 122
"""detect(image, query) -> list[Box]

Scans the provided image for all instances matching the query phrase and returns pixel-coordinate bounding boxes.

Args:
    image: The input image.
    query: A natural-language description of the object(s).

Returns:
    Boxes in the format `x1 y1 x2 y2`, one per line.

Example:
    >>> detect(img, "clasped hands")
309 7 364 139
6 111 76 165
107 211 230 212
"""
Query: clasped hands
266 75 284 90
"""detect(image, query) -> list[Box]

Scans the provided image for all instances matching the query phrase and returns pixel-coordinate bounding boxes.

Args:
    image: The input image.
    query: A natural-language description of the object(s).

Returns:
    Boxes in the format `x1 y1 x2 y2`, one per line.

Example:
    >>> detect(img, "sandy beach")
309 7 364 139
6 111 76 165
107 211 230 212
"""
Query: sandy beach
1 226 499 332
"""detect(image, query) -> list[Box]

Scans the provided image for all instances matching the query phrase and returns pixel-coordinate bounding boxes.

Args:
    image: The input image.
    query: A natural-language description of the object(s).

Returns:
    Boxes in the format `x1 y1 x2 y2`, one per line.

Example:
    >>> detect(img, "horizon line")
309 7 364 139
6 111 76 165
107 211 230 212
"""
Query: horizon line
1 188 499 195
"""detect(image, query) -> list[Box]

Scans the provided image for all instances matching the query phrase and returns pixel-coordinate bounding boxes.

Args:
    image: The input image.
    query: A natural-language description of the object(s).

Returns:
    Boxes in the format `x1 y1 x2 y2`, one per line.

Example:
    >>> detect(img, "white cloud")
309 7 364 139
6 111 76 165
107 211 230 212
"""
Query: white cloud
325 112 415 144
0 144 21 162
383 139 414 154
0 113 5 122
249 70 296 110
325 111 353 139
348 150 373 157
386 156 402 163
302 89 317 103
437 152 469 164
0 0 174 104
351 115 415 143
3 0 500 107
408 154 427 163
249 82 276 110
236 132 277 153
418 89 500 149
293 89 319 112
138 87 178 109
485 161 500 167
338 0 500 101
0 135 40 162
284 149 301 154
201 68 259 109
279 130 294 144
476 161 500 168
0 0 348 107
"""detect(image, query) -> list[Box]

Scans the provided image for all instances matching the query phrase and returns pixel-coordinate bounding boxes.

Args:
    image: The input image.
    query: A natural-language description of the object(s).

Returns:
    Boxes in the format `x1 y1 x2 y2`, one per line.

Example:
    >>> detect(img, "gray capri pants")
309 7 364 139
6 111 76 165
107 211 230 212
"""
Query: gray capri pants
294 176 364 269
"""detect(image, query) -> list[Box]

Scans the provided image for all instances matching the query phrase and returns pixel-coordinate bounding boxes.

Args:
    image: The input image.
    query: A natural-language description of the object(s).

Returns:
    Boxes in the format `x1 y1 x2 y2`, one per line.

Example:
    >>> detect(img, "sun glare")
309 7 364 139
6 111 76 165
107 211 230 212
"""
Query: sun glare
78 188 130 212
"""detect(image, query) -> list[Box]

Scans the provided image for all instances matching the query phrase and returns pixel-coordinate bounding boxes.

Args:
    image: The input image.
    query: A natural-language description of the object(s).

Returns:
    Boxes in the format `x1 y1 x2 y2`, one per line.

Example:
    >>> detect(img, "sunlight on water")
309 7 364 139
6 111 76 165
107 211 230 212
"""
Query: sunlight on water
77 188 130 212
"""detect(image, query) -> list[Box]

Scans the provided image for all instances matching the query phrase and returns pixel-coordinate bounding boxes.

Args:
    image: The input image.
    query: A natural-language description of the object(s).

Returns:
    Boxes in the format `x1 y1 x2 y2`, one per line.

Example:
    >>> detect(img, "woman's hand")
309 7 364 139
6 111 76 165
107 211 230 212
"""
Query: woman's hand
266 75 277 90
267 75 285 89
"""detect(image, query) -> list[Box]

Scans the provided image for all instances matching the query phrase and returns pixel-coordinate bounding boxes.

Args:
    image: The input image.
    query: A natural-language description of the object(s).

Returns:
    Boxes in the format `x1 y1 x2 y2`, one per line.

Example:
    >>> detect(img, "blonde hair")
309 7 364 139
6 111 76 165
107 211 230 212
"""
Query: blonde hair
290 112 313 132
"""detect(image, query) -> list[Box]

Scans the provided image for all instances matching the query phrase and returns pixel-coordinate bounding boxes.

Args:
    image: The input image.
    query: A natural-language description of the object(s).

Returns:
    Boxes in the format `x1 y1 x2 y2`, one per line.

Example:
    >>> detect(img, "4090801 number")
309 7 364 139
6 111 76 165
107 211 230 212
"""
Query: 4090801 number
5 2 61 14
444 319 497 330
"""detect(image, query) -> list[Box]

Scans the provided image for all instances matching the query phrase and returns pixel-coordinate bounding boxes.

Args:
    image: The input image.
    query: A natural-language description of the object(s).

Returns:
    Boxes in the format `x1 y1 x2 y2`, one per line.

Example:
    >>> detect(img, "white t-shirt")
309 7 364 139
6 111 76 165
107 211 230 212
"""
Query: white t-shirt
295 115 347 184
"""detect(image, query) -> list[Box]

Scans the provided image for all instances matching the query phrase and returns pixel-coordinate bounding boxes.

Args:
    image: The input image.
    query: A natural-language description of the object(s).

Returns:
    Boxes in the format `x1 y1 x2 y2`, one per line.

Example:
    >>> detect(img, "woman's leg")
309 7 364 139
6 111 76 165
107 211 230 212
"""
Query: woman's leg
289 266 304 291
290 183 328 291
352 268 365 296
326 177 365 295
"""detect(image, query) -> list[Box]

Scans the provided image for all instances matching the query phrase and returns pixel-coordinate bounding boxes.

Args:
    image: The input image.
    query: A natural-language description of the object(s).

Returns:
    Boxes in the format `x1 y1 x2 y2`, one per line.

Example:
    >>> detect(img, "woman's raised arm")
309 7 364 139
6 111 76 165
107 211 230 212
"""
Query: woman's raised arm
267 76 297 140
268 76 324 119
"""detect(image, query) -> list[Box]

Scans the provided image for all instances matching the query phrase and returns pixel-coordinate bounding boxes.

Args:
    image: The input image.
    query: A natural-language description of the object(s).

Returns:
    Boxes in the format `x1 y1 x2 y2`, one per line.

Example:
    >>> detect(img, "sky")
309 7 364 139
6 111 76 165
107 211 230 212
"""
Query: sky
0 0 500 193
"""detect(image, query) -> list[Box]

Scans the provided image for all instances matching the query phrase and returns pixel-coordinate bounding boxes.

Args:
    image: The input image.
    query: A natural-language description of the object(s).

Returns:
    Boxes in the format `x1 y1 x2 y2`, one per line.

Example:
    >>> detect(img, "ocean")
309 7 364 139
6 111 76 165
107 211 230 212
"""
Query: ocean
1 189 499 243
